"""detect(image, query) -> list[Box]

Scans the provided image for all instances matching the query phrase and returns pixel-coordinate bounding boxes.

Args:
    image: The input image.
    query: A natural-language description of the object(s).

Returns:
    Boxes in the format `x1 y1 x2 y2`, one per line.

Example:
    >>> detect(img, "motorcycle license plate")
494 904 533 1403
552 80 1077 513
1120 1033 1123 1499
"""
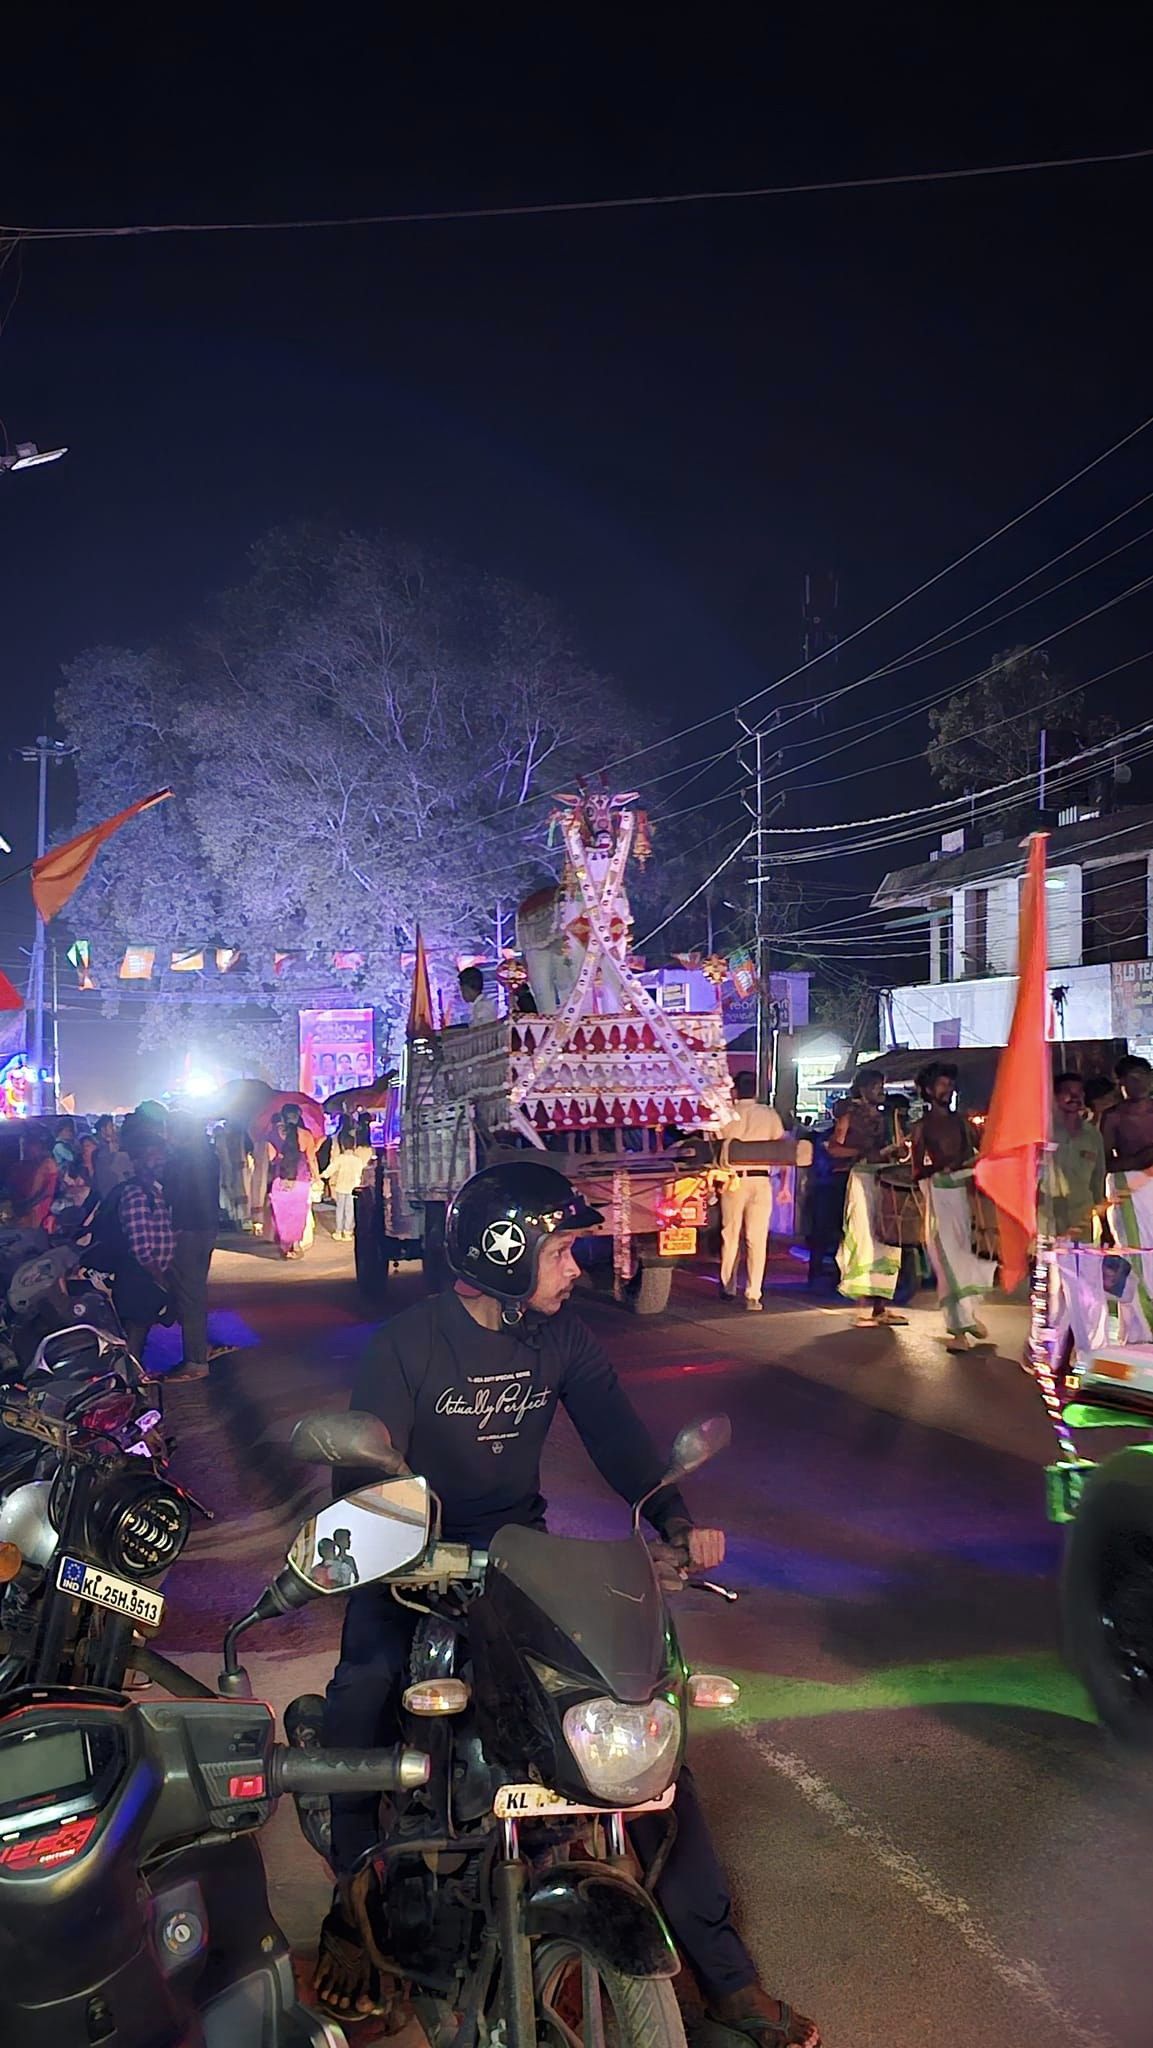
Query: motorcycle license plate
494 1782 676 1820
56 1555 165 1629
658 1226 697 1257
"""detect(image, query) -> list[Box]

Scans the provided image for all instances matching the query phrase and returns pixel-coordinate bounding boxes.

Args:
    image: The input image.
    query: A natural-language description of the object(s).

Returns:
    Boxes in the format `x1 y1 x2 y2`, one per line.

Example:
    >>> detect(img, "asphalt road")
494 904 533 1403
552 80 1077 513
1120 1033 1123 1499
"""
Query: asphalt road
152 1227 1153 2048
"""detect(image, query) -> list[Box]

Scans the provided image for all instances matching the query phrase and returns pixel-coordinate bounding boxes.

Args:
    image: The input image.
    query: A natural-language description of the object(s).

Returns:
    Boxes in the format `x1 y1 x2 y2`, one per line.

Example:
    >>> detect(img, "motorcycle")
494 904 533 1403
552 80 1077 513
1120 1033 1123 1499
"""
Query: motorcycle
0 1405 735 2046
0 1324 197 1694
215 1405 738 2048
0 1222 135 1379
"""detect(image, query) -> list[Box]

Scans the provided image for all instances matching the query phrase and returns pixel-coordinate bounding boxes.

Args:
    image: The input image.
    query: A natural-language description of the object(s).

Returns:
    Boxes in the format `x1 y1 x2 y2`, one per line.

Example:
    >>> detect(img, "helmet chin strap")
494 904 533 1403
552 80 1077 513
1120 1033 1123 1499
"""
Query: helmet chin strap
500 1299 527 1329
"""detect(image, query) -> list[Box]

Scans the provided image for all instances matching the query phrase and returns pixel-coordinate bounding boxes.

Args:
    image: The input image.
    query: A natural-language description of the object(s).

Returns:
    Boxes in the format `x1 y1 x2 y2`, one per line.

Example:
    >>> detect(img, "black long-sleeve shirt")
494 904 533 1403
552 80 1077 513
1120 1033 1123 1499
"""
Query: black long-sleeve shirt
344 1287 689 1547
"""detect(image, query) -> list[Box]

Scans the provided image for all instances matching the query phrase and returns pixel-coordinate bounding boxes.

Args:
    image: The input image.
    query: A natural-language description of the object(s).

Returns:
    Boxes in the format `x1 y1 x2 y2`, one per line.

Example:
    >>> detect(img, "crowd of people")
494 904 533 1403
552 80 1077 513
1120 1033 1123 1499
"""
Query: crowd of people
716 1052 1153 1353
0 1097 379 1373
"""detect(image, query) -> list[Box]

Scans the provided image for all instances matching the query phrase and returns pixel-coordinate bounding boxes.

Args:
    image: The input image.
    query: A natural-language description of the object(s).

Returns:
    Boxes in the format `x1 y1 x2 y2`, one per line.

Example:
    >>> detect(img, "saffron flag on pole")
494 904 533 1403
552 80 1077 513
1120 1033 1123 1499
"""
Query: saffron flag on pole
406 926 435 1039
32 790 173 923
975 833 1050 1289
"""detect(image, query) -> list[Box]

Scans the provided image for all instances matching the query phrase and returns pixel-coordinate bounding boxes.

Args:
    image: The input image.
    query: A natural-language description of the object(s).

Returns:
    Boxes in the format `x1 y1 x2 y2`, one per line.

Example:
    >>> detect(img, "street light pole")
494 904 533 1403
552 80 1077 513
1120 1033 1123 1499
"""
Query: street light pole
17 737 76 1115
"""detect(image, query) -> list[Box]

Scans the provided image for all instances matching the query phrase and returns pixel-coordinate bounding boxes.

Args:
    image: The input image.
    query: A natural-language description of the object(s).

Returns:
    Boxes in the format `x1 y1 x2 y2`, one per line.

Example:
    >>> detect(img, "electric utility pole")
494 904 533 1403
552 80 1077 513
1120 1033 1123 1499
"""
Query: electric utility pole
737 710 782 1102
17 737 76 1114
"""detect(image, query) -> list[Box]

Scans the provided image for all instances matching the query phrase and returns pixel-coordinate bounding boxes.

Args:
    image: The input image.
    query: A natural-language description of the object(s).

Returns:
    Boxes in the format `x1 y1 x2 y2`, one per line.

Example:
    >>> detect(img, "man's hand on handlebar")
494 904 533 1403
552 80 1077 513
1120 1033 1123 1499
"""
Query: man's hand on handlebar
650 1525 726 1593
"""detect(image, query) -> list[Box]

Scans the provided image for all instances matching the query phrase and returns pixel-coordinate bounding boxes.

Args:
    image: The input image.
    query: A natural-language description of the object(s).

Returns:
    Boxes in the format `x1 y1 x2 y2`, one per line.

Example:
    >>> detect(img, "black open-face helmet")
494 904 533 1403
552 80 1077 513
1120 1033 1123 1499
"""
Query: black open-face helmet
445 1162 603 1303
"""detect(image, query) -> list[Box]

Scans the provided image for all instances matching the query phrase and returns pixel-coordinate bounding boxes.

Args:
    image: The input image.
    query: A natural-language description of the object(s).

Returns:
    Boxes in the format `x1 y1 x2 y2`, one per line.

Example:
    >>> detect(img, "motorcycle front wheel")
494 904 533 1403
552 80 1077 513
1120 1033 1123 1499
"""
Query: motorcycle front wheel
534 1939 686 2048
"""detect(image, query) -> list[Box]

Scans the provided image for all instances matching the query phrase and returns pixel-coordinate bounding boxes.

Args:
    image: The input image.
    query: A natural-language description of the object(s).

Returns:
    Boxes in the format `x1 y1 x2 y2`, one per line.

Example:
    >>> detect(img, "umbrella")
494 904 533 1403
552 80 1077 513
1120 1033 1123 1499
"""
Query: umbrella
250 1089 326 1143
323 1075 397 1117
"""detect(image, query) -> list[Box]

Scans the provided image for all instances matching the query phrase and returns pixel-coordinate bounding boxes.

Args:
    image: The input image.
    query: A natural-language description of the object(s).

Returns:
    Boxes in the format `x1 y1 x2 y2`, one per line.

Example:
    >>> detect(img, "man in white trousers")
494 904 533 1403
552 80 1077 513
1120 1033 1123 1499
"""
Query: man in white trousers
718 1071 784 1312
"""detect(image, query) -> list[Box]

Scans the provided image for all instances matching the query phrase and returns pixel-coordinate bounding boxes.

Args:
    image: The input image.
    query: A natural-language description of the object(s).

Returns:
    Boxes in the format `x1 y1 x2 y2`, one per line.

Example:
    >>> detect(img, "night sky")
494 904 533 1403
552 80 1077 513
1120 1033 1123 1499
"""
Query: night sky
2 14 1152 1100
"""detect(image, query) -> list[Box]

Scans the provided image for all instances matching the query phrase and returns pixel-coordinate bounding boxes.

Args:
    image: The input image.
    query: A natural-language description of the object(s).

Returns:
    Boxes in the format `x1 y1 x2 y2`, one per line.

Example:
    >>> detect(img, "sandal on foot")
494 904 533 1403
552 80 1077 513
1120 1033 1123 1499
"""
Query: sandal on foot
314 1903 391 2024
706 1989 820 2048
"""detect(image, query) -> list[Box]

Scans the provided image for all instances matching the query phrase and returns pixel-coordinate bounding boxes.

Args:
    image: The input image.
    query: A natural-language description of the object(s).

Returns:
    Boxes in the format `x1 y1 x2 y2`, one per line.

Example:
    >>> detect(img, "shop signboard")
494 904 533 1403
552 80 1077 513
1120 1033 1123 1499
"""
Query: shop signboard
1111 960 1153 1045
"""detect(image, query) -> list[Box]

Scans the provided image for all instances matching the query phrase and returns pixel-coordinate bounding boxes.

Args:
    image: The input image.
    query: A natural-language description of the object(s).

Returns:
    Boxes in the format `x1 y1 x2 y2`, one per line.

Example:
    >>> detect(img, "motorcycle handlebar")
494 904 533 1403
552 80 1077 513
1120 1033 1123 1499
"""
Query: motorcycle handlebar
269 1744 430 1797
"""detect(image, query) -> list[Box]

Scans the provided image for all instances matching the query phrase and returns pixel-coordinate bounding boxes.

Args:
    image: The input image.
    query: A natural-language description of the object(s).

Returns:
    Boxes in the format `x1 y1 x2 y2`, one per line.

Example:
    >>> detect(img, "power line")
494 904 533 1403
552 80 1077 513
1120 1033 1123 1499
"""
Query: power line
759 703 1153 838
576 408 1153 787
635 830 755 949
7 145 1152 243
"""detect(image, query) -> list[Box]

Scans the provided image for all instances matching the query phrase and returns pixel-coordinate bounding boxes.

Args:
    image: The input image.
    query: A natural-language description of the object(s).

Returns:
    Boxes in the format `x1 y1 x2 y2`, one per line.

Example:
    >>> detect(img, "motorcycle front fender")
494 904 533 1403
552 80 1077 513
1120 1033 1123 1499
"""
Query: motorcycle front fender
524 1860 679 1980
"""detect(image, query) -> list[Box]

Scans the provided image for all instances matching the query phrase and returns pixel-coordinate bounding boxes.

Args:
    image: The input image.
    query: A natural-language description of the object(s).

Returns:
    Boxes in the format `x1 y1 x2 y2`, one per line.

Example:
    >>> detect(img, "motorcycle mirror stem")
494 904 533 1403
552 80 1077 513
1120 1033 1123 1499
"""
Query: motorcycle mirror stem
217 1562 318 1696
632 1415 732 1529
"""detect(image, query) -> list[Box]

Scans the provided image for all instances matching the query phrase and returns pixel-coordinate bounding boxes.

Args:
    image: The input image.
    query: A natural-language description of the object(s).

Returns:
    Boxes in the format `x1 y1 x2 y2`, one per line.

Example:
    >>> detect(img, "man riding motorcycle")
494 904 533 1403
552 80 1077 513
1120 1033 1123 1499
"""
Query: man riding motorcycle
318 1160 820 2048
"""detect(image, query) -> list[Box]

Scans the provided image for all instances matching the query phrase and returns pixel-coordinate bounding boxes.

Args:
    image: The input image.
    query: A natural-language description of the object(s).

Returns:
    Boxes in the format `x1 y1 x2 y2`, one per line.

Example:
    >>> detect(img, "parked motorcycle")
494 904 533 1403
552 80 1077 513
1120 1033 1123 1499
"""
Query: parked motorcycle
0 1324 195 1693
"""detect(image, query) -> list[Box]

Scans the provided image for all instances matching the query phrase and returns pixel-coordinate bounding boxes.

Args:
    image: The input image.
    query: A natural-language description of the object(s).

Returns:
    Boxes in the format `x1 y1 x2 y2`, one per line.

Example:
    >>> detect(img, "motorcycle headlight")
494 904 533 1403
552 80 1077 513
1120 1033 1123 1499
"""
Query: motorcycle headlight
98 1483 190 1577
562 1695 681 1805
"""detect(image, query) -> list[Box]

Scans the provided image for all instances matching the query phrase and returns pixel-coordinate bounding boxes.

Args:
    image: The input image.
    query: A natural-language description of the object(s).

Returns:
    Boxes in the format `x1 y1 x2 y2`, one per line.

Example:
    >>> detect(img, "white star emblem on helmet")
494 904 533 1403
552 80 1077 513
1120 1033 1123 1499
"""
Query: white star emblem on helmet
481 1219 527 1266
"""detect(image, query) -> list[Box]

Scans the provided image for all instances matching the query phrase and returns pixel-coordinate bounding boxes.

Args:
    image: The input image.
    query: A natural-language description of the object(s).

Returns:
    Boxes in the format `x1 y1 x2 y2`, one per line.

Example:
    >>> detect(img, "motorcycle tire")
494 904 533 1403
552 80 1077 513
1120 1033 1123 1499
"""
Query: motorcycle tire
1062 1447 1153 1746
534 1938 687 2048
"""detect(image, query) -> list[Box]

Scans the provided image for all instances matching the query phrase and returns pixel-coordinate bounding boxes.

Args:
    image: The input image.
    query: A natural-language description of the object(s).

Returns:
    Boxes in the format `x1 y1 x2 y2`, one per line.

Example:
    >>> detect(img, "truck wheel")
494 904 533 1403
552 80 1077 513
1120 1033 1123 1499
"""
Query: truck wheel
627 1262 673 1316
353 1191 390 1303
422 1200 448 1295
1062 1447 1153 1745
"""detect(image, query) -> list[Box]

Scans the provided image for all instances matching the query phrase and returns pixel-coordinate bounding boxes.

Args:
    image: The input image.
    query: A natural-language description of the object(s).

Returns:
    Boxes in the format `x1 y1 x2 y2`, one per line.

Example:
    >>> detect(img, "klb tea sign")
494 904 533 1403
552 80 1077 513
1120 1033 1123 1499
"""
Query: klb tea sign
1111 960 1153 1042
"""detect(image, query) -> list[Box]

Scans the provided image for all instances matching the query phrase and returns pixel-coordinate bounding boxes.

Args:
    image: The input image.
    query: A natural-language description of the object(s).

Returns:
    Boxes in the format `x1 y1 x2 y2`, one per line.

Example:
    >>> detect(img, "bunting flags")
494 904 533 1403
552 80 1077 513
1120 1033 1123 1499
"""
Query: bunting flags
66 939 97 990
31 789 173 923
975 834 1050 1289
332 950 364 972
118 946 155 981
170 949 205 973
215 948 242 974
273 951 300 976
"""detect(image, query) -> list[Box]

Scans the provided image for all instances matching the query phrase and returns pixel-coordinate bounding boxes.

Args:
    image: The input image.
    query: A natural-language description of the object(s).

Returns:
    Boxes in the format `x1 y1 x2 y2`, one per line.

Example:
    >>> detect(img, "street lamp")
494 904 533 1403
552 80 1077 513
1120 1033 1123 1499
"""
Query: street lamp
0 442 67 474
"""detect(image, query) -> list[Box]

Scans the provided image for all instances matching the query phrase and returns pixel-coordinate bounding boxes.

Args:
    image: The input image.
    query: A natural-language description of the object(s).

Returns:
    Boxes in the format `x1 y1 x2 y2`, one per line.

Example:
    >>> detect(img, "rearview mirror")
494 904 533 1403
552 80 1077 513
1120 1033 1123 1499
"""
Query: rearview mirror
287 1476 432 1593
290 1409 409 1475
664 1415 731 1485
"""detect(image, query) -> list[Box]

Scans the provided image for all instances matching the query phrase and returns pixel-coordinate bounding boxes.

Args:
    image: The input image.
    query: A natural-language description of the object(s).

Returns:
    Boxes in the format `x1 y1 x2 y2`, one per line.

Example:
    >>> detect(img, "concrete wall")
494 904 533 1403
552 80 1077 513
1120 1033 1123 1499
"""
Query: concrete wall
885 961 1113 1049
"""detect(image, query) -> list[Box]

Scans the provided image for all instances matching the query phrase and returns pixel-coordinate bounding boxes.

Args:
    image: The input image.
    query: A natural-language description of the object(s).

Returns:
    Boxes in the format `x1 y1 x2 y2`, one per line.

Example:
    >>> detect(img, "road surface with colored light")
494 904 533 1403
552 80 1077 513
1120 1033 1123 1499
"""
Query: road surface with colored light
154 1232 1153 2048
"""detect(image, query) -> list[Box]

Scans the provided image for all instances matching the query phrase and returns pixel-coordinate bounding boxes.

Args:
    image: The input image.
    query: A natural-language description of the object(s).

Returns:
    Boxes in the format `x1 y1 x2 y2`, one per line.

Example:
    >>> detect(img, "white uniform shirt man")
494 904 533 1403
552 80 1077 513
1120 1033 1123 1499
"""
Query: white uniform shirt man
719 1076 784 1311
458 967 497 1027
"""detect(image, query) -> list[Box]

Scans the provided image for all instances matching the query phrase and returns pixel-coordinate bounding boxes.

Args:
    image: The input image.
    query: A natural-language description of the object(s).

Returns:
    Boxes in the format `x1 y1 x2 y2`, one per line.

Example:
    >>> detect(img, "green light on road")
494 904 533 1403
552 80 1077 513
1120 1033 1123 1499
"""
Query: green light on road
690 1653 1094 1727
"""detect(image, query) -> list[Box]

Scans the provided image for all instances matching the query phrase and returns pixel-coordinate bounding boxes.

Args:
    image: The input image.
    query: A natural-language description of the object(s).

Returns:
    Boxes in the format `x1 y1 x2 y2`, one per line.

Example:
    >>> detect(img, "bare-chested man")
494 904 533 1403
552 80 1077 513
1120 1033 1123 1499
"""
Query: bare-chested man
829 1072 911 1326
1101 1056 1153 1173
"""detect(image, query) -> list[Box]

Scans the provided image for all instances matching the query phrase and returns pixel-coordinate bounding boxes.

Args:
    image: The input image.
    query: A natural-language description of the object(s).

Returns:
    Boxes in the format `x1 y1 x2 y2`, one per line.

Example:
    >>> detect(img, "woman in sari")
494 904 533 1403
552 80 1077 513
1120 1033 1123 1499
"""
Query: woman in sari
266 1104 318 1259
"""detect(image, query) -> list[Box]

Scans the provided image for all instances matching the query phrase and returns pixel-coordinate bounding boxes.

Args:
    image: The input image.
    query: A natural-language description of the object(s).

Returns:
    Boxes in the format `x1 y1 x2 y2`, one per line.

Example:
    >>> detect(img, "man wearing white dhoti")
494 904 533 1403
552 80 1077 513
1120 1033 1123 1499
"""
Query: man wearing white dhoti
912 1062 997 1353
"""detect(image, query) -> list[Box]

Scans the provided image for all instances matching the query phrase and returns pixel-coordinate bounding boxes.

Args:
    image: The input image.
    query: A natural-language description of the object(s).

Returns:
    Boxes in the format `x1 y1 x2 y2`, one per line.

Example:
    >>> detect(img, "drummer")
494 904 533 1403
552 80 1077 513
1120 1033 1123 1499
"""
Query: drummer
828 1071 913 1327
910 1062 997 1353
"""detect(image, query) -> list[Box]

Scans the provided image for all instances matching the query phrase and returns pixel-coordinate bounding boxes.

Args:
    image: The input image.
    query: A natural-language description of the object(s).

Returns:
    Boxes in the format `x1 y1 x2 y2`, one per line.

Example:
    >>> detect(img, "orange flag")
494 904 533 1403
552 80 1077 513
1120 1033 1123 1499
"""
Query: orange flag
406 926 435 1039
32 790 173 923
975 834 1050 1288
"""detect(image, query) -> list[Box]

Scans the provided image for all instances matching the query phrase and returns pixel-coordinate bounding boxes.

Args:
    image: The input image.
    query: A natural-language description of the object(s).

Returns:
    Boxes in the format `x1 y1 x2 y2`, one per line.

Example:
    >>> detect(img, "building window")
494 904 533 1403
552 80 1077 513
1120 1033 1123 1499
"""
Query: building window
932 914 950 982
963 886 989 976
1082 859 1148 965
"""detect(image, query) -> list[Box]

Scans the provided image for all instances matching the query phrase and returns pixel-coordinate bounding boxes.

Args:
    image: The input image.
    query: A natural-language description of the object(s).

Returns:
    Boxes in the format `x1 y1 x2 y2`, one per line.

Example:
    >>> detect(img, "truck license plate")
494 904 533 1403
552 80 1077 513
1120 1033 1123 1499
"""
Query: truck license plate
57 1555 165 1629
659 1226 697 1257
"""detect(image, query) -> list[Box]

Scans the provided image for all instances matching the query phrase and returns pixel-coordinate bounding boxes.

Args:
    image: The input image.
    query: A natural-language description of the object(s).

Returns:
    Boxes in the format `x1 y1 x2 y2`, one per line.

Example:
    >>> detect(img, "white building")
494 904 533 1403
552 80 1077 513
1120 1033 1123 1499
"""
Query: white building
872 805 1153 1054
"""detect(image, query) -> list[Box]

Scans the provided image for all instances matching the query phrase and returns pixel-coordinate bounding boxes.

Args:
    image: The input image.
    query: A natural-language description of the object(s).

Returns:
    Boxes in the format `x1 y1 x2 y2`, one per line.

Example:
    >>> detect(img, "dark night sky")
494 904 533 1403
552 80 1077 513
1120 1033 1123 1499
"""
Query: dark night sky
2 11 1153 1099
